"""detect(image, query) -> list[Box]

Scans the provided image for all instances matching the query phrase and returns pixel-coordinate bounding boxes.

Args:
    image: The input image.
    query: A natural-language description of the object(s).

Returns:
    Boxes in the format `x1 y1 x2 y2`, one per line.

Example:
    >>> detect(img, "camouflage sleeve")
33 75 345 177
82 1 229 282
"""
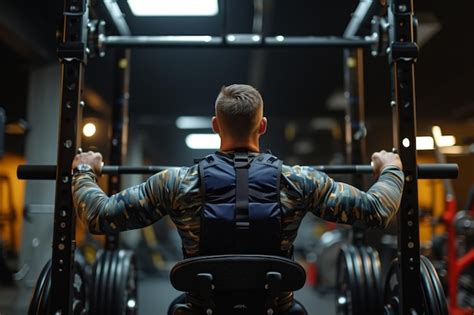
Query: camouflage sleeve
72 168 182 234
293 165 404 227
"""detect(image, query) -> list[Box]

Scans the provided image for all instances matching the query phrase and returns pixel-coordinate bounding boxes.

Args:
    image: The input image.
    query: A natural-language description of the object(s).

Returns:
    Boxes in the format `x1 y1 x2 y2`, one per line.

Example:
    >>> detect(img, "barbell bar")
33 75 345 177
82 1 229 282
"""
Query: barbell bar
17 163 458 180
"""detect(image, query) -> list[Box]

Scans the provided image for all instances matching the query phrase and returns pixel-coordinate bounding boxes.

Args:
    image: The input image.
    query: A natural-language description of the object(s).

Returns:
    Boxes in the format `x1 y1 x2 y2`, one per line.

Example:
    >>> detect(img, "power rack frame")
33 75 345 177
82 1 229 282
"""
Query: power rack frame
43 0 429 313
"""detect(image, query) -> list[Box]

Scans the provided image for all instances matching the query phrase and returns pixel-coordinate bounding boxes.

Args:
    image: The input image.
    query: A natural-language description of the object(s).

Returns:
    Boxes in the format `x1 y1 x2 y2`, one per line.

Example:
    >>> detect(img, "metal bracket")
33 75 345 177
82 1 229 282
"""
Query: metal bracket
390 42 418 61
58 42 87 61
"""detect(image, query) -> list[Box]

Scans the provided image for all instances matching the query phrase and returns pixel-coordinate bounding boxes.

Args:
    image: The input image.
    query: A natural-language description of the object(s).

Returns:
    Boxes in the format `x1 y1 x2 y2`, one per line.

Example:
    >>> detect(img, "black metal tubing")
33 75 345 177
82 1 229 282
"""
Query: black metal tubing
50 0 88 313
344 47 368 244
343 0 375 37
388 0 422 313
17 163 458 180
103 0 131 36
344 48 367 188
104 48 131 250
101 35 376 48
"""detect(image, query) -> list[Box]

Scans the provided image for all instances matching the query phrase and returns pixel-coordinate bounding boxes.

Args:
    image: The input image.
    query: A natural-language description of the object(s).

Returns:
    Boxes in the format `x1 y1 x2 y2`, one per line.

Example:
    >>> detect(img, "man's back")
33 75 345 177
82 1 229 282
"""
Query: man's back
72 151 404 258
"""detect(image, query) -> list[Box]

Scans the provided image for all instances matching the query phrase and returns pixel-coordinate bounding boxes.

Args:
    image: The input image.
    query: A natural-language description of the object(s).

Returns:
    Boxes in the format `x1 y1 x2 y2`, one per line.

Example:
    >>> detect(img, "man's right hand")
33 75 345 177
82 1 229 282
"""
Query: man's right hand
371 150 403 179
72 151 103 176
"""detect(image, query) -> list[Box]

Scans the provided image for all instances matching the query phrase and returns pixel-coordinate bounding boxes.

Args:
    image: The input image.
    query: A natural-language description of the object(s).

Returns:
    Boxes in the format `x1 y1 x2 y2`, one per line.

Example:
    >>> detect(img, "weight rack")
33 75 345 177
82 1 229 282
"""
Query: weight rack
35 0 440 313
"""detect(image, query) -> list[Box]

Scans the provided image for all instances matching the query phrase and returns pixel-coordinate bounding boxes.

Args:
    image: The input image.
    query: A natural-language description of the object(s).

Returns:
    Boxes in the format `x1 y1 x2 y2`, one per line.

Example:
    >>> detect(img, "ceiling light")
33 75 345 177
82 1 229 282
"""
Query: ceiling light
128 0 219 16
276 35 285 42
432 126 456 147
416 136 434 150
176 116 211 129
83 123 97 137
416 135 456 150
185 133 220 149
252 35 261 42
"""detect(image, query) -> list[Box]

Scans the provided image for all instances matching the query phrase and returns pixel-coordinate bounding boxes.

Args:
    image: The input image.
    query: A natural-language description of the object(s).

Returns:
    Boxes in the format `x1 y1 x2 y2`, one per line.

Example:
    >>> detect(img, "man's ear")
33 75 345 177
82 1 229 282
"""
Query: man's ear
211 116 220 134
258 117 267 135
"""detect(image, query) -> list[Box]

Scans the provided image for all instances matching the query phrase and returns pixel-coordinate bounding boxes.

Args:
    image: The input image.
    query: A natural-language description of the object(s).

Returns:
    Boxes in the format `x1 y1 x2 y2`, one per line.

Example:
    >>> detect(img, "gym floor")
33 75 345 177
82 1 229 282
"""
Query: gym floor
138 273 334 315
0 273 334 315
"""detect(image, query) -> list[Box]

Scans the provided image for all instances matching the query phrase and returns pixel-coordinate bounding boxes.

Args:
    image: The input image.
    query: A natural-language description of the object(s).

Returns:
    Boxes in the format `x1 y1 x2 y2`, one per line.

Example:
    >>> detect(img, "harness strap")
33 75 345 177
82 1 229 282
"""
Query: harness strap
234 151 250 230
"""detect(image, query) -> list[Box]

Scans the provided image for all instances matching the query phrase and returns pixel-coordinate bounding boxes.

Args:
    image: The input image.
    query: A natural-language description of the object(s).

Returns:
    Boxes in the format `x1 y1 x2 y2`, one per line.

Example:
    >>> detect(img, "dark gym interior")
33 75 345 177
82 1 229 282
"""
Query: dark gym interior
0 0 473 314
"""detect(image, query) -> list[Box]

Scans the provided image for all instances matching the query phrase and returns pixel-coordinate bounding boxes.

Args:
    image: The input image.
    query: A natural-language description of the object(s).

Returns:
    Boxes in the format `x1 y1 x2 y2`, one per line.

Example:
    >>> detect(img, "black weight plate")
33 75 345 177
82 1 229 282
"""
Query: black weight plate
359 247 380 315
114 250 138 315
383 259 400 315
72 261 88 315
100 250 113 315
37 260 52 315
366 246 383 314
384 257 449 315
349 246 366 315
92 250 110 315
420 255 441 314
106 250 120 315
336 245 356 314
28 260 52 315
366 247 383 301
115 250 129 315
420 256 448 315
113 250 125 315
123 251 138 315
90 250 104 314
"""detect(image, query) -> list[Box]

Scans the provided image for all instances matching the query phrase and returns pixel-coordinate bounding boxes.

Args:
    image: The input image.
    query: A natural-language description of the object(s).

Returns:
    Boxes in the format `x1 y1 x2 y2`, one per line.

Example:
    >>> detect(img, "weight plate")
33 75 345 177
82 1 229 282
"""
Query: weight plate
359 246 380 315
420 256 448 315
384 257 449 315
366 246 383 314
100 250 113 315
349 246 366 315
106 249 120 315
90 250 110 315
28 260 52 315
114 250 138 315
124 251 138 315
72 260 88 315
37 263 52 314
29 258 88 315
383 259 400 315
336 245 357 315
112 250 125 315
420 255 441 314
90 249 138 315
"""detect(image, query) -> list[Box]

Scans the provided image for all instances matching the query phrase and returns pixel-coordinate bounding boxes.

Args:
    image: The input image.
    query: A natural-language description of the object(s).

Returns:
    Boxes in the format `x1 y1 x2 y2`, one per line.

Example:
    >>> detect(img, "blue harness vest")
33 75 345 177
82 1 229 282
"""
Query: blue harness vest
196 151 290 258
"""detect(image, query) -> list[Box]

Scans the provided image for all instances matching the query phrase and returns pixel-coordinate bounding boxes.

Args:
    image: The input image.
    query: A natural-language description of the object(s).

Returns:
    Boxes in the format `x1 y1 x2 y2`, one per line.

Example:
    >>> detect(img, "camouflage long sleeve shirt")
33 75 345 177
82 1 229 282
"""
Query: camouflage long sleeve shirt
72 155 404 257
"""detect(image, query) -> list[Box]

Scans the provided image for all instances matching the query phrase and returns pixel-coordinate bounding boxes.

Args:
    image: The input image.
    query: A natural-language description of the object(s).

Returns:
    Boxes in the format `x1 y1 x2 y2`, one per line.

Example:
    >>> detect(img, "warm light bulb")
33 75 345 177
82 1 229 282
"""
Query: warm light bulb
83 123 97 137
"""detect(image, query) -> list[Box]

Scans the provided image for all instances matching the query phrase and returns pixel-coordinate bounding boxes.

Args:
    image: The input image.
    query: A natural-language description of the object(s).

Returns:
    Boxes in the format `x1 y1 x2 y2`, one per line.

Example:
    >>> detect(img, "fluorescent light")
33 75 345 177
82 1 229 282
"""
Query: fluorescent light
416 135 456 150
416 136 434 150
83 123 97 137
128 0 219 16
176 116 211 129
437 135 456 147
185 133 220 149
276 35 285 42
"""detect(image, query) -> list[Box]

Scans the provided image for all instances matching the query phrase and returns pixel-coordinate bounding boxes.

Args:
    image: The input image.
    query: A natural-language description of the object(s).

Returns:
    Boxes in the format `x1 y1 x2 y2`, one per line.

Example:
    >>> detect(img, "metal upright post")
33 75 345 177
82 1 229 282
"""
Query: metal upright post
388 0 422 313
344 48 367 244
344 48 367 187
50 0 88 313
105 48 131 250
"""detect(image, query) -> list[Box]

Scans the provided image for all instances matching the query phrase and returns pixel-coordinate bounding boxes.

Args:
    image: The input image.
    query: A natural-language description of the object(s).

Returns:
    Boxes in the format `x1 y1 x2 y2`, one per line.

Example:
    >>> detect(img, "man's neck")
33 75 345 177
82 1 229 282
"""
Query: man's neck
219 139 260 153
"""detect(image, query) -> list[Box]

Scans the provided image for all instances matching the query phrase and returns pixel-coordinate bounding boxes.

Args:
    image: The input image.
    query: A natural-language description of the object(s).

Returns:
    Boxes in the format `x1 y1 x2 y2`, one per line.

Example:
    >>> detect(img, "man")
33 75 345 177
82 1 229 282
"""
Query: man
72 84 404 313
